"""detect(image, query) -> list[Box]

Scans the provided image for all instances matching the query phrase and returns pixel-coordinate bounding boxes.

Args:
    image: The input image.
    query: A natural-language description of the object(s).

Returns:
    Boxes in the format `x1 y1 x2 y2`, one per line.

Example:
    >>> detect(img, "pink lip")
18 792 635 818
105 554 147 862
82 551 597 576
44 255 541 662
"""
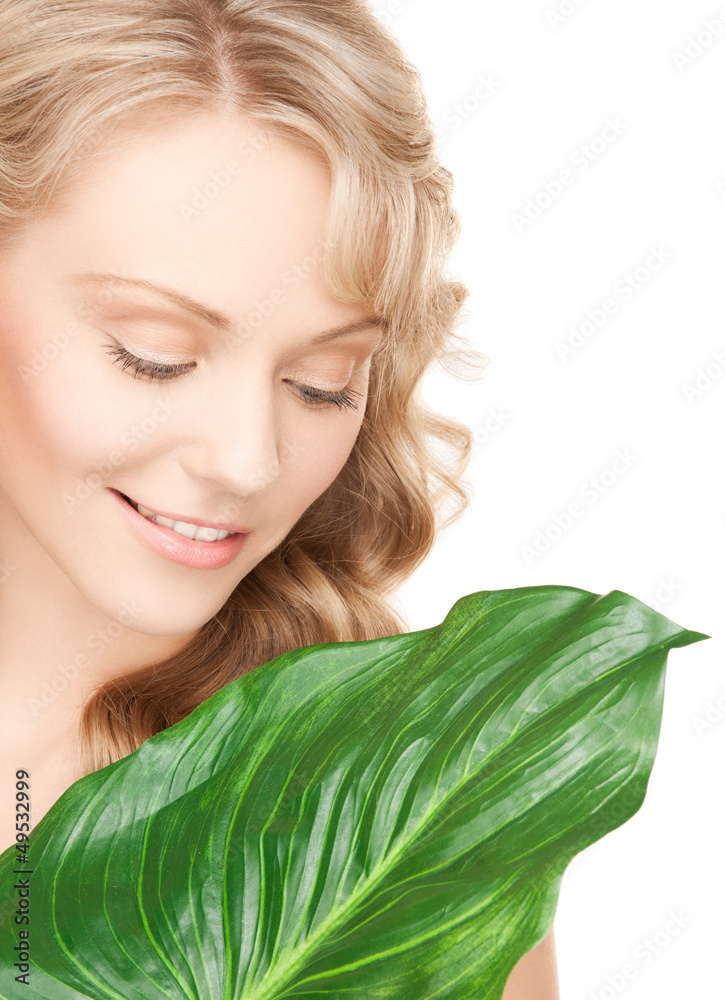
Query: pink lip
110 488 250 570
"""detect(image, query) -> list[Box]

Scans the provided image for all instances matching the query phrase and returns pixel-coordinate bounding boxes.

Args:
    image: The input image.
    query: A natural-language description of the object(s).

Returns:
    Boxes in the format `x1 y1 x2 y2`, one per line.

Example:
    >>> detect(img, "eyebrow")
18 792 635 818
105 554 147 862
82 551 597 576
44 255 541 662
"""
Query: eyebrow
70 272 386 344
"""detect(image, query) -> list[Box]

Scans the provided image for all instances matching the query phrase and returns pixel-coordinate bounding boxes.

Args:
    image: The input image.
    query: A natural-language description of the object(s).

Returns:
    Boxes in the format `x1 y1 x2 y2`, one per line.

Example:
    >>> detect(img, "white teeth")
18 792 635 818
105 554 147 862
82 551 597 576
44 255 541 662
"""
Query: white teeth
135 502 232 542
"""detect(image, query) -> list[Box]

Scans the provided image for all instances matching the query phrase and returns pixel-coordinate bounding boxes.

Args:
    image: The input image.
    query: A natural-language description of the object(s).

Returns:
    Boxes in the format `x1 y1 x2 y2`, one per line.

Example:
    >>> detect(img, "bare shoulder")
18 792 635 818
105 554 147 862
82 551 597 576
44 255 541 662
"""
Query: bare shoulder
500 926 560 1000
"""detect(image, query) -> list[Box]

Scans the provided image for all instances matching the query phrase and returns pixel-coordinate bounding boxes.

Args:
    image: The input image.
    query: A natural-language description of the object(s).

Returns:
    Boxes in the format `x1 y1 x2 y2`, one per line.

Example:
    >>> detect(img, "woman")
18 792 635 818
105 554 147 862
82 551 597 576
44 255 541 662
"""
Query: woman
0 0 557 995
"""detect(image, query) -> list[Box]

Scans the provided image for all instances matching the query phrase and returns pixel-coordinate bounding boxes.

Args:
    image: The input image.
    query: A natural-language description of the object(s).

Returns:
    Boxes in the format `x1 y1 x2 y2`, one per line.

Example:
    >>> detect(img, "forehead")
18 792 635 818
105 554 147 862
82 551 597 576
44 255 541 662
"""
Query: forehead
45 112 330 252
13 113 361 332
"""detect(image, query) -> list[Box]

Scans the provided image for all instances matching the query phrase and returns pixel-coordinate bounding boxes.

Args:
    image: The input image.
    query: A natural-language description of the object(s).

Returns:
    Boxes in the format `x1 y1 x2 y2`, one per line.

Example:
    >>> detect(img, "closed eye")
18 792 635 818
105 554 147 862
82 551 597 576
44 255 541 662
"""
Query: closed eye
285 381 363 412
103 342 364 412
104 342 196 381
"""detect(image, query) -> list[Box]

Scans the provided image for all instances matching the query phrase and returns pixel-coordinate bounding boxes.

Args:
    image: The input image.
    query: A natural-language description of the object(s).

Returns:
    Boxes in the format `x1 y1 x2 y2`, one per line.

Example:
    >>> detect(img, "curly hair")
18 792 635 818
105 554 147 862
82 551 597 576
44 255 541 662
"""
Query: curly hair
0 0 485 774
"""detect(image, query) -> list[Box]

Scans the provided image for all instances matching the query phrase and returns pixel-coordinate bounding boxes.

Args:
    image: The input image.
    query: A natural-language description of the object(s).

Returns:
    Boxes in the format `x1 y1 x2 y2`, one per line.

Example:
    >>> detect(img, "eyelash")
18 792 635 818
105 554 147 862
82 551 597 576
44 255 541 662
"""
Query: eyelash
103 343 363 412
104 343 196 382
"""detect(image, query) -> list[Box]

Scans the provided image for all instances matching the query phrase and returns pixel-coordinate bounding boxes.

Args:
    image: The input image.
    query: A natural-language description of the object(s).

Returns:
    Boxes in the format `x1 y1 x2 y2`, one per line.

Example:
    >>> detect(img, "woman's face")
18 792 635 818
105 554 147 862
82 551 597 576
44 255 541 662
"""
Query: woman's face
0 112 383 637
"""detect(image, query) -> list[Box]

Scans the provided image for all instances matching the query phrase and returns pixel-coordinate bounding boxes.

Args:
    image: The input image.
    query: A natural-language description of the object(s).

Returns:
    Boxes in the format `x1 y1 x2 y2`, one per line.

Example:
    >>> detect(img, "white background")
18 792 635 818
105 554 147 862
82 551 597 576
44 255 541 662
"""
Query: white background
373 1 724 997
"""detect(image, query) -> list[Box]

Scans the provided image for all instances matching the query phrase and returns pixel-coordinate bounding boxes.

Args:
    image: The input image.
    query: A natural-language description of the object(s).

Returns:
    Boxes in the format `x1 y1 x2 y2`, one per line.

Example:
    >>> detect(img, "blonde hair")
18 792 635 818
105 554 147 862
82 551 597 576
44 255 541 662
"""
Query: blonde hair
0 0 485 774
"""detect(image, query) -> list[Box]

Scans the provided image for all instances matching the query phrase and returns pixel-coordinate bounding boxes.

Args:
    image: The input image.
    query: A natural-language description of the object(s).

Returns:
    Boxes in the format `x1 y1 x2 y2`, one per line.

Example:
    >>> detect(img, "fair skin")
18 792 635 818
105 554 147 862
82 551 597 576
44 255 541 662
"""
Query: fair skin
502 929 560 999
0 110 558 996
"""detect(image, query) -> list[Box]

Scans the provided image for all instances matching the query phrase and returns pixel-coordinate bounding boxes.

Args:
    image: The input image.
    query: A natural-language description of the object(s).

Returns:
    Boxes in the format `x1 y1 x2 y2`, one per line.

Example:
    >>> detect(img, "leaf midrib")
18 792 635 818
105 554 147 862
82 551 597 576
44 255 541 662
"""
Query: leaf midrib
238 620 669 1000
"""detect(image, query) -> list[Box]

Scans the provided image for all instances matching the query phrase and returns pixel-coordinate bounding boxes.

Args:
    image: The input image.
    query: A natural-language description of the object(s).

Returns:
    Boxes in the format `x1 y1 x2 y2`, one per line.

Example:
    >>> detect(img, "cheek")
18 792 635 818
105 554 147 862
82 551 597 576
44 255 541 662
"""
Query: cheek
0 306 85 497
0 303 161 504
279 413 363 517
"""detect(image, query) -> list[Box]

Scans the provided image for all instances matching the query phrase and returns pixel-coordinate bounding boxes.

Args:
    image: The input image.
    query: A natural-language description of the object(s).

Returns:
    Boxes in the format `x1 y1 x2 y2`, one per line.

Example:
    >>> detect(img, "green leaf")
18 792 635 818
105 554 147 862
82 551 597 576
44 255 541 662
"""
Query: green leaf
0 585 709 999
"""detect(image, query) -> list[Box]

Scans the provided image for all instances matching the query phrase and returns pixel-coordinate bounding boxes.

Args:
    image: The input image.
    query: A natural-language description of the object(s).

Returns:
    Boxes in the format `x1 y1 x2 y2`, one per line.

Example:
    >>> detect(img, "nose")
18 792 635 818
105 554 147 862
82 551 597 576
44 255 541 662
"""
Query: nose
178 377 281 499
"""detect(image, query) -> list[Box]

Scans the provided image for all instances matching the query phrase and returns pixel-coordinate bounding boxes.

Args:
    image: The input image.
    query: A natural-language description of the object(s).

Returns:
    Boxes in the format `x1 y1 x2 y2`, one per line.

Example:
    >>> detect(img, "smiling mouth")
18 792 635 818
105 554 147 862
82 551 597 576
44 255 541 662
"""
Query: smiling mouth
118 492 237 543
